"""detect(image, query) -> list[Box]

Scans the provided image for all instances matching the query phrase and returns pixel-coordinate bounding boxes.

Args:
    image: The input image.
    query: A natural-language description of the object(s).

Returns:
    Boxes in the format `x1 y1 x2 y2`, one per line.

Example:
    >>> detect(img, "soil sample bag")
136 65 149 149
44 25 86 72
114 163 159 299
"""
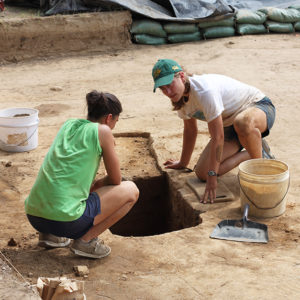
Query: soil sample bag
130 19 167 38
265 21 294 33
133 34 167 45
259 7 300 23
163 22 198 34
236 24 267 35
202 26 235 39
198 17 235 29
236 9 267 24
167 31 202 43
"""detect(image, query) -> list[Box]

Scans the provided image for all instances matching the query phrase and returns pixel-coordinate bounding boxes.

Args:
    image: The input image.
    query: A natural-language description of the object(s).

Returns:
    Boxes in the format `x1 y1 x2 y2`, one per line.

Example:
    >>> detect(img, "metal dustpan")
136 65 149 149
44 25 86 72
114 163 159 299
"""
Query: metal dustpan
210 204 268 243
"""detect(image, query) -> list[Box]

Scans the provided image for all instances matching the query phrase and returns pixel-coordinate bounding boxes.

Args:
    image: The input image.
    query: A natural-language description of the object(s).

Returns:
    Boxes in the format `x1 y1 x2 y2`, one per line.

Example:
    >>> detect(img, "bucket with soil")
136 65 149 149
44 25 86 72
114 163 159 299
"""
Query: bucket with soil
0 107 39 152
238 158 289 218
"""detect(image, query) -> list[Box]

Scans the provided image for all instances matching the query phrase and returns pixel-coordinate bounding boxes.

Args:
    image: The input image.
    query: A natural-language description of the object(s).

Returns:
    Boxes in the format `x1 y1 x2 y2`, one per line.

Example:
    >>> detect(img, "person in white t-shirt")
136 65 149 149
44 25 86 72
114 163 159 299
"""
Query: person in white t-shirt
152 59 276 204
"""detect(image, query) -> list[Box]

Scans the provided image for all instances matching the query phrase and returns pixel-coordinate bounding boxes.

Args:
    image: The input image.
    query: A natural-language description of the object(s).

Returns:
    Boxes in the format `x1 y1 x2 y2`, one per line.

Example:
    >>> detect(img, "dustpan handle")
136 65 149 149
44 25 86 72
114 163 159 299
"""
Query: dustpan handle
242 204 249 223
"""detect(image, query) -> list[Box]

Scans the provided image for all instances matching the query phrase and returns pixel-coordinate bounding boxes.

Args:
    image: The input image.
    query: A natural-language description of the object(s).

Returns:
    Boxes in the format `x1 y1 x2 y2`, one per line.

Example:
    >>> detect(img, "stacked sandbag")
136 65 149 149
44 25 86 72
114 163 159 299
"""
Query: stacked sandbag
130 19 167 45
163 22 202 43
259 7 300 33
236 9 267 35
198 17 235 39
289 5 300 32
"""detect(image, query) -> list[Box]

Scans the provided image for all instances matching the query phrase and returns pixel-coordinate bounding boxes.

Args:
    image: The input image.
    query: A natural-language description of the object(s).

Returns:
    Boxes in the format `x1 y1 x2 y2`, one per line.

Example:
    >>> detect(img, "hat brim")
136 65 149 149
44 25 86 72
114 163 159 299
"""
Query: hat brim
153 73 175 92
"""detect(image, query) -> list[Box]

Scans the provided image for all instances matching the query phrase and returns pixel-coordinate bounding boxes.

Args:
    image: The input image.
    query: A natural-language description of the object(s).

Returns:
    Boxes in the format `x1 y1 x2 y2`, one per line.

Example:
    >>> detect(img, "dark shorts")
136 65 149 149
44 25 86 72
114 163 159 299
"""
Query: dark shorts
224 97 276 143
27 192 101 240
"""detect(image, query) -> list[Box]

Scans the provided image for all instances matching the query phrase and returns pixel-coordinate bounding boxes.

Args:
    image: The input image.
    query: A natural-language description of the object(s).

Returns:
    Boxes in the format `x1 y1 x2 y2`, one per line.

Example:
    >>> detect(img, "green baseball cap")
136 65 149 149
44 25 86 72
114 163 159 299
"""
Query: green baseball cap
152 59 182 92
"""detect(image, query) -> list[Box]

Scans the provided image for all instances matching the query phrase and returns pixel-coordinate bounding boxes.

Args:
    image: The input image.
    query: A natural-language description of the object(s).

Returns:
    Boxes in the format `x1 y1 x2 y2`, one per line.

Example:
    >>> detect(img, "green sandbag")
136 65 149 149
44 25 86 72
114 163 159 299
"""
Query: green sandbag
131 19 167 38
163 22 198 34
236 24 267 35
294 22 300 31
288 5 300 11
236 9 267 24
133 34 167 45
265 21 294 33
168 31 202 43
202 26 236 39
259 7 300 23
198 17 235 29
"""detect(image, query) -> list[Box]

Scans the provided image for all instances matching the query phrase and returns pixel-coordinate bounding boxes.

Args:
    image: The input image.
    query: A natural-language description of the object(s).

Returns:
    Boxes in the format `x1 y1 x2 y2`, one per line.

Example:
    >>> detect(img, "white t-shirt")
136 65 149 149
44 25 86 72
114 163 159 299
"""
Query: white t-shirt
177 74 265 127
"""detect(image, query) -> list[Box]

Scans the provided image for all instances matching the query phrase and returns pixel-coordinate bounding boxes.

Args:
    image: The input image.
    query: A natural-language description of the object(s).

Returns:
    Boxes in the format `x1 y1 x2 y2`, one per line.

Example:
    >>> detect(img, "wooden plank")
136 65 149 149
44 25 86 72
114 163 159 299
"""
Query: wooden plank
186 177 235 202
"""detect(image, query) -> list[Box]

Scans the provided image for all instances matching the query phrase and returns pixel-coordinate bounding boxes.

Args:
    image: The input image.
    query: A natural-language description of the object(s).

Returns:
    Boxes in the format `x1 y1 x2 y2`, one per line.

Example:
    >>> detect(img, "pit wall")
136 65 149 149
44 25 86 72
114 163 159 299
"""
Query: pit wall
147 134 202 232
110 132 202 237
147 136 202 231
0 11 132 63
170 182 202 230
110 175 172 236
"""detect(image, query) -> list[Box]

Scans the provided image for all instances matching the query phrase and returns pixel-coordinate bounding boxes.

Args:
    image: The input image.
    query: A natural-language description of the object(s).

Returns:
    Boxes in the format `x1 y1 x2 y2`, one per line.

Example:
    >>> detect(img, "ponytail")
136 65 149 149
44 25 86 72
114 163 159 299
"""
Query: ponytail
86 90 122 121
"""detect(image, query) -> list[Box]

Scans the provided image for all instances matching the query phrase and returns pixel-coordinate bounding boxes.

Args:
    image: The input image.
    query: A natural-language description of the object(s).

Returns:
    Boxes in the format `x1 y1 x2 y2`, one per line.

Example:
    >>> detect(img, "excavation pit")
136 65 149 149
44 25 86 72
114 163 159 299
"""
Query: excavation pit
110 174 172 236
106 133 201 237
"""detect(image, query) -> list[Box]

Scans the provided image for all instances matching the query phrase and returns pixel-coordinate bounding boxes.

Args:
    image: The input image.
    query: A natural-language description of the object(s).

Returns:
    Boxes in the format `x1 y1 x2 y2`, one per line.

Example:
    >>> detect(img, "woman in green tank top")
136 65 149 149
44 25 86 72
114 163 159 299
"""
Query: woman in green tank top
25 91 139 259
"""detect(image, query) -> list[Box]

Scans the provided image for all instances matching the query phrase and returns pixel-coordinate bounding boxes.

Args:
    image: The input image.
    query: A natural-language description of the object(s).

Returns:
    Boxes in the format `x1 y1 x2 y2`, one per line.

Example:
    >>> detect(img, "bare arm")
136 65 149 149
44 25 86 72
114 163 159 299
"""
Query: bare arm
164 118 198 169
90 124 121 191
202 115 224 203
180 118 198 166
207 115 224 173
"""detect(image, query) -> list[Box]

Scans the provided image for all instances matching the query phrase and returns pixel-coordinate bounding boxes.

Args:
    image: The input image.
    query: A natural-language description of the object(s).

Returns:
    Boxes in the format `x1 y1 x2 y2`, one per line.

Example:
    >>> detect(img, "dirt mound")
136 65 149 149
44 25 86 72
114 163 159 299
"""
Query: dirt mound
0 11 132 63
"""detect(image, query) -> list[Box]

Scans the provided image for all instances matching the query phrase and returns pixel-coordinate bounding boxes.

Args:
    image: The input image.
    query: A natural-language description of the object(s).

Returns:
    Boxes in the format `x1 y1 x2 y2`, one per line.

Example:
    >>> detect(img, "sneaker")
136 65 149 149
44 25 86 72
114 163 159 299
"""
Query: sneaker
71 237 111 259
38 232 71 248
262 139 275 159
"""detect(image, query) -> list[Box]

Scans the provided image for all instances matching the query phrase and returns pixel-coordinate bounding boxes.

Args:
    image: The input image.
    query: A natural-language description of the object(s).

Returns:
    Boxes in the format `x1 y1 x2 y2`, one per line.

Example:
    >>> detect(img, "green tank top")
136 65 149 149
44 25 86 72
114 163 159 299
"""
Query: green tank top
25 119 102 221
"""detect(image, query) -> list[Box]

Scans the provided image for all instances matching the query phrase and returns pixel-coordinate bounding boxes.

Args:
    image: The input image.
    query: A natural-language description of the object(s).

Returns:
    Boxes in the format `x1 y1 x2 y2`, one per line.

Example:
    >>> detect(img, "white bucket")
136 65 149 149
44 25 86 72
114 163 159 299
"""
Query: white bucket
0 107 39 152
238 159 289 218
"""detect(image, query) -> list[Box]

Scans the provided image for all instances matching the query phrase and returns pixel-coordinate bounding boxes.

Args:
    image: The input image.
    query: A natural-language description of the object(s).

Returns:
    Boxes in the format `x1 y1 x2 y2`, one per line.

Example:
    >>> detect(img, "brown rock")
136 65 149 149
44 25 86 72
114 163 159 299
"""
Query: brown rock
73 265 89 277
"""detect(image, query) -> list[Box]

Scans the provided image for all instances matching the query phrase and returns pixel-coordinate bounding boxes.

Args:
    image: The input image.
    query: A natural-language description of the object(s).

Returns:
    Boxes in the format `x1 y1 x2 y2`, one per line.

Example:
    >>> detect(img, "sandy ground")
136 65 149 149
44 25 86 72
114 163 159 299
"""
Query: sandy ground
0 9 300 299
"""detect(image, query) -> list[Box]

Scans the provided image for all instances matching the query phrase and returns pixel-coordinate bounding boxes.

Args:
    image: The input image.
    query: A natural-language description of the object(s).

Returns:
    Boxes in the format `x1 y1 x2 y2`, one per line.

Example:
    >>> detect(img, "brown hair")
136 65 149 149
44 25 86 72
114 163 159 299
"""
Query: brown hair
171 73 191 111
86 90 122 121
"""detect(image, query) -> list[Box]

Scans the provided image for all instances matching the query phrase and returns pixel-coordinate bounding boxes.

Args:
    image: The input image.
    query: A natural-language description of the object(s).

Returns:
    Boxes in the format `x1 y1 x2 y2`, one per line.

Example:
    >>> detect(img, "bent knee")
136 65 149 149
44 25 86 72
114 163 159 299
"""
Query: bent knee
234 117 252 135
121 181 139 203
234 109 261 136
195 168 207 182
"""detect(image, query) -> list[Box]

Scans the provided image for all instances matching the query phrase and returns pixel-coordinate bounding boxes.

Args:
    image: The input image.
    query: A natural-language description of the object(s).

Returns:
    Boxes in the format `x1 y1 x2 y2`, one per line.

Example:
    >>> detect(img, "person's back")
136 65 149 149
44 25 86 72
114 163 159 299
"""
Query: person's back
152 58 275 204
187 74 265 126
25 91 139 259
25 119 101 222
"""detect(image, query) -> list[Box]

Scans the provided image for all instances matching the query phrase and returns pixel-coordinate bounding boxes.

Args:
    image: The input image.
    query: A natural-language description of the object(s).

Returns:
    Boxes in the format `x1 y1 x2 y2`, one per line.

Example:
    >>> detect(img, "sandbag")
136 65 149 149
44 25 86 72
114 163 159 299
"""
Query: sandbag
167 31 202 43
265 21 294 33
130 19 167 38
202 26 235 39
236 9 267 24
163 22 198 34
198 17 235 29
294 21 300 31
259 7 300 23
236 24 267 35
288 5 300 11
133 34 167 45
